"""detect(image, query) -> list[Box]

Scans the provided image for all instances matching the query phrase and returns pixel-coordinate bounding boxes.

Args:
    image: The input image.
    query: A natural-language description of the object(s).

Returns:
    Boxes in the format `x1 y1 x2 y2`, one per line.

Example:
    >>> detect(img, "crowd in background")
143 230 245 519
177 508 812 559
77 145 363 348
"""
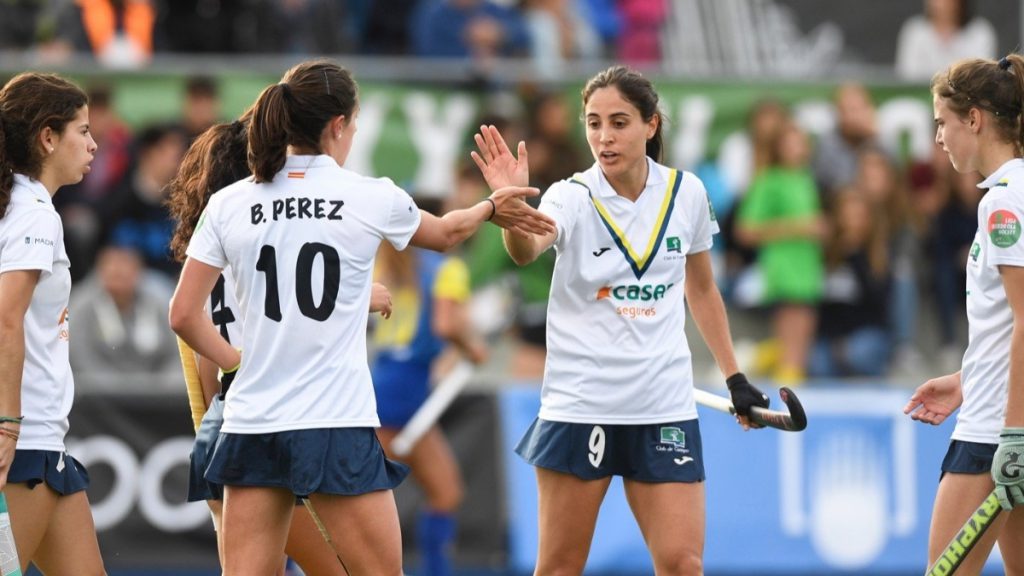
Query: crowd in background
0 0 1004 387
0 0 1000 80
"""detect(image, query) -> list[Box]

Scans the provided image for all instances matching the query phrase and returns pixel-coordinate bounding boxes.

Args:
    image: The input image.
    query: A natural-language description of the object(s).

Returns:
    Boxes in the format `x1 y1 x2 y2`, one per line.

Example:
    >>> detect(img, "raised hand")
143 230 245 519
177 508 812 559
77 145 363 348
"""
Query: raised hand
471 125 529 190
903 372 962 425
993 428 1024 510
488 185 556 237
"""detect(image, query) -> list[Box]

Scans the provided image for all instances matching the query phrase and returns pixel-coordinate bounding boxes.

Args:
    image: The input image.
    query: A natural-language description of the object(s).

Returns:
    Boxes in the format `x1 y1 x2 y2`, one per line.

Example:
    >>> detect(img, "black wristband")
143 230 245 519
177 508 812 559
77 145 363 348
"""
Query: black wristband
725 372 748 391
483 197 496 221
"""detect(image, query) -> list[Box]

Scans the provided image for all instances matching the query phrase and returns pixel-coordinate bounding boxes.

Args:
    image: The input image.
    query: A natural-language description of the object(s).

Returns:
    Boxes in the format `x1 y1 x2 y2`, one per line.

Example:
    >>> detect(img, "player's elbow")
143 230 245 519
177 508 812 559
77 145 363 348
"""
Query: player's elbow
168 298 198 336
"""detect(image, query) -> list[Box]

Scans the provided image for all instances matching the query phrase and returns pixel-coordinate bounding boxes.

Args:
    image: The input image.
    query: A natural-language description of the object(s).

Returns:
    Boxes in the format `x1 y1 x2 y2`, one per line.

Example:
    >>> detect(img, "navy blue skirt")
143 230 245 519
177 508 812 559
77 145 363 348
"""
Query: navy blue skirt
205 427 409 497
8 449 89 495
188 395 225 502
940 440 997 480
515 418 705 483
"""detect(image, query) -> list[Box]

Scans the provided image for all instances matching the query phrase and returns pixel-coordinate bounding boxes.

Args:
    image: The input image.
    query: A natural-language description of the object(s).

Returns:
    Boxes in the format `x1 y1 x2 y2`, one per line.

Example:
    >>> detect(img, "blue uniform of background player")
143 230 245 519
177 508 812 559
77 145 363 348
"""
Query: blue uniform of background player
372 227 487 576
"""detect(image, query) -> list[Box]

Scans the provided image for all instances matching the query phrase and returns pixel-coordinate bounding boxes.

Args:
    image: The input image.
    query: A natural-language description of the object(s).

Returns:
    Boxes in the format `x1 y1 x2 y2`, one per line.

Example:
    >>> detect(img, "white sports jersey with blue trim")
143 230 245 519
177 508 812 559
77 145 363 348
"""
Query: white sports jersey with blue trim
186 155 421 433
538 159 719 424
0 175 73 451
957 158 1024 444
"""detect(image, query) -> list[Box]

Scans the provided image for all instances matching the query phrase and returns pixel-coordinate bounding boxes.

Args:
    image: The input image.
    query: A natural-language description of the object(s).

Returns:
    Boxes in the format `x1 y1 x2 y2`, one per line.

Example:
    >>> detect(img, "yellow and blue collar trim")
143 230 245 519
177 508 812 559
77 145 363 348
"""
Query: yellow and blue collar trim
573 169 682 280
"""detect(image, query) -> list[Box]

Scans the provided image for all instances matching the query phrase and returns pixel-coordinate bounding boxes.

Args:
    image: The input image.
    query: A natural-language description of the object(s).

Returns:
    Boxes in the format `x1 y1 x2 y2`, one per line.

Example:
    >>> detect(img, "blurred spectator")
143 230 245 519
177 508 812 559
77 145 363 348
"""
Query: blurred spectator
158 0 240 53
99 123 187 277
69 245 179 380
615 0 667 64
577 0 621 54
180 75 221 141
854 146 925 376
737 121 825 385
520 0 601 79
412 0 529 60
360 0 418 54
812 83 880 199
256 0 352 54
460 161 551 380
931 168 982 371
895 0 996 81
54 85 134 280
721 99 790 300
523 92 588 191
56 0 158 68
810 188 892 378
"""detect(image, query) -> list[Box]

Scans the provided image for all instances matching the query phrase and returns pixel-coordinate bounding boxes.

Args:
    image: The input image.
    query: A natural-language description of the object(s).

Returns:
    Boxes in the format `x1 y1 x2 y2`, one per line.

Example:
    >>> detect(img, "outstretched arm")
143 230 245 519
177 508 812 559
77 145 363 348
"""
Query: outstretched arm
409 186 554 252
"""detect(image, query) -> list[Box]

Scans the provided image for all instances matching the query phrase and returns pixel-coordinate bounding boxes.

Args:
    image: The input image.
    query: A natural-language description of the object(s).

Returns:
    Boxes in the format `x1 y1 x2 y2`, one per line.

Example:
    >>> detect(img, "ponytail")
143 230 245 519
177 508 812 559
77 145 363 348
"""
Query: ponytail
247 83 291 183
1005 54 1024 156
647 116 664 163
247 60 359 183
167 115 251 262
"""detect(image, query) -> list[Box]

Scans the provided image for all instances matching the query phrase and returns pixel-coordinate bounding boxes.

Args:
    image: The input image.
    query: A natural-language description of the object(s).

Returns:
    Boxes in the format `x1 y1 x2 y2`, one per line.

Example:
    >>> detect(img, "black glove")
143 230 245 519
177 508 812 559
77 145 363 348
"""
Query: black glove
726 372 769 418
218 363 239 394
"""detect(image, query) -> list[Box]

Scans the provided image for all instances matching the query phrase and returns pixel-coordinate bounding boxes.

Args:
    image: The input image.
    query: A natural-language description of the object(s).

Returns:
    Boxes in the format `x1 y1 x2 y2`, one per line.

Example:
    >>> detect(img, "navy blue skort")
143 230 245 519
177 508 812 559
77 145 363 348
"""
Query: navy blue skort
940 440 997 480
205 427 409 497
515 418 705 483
188 394 225 502
8 449 89 495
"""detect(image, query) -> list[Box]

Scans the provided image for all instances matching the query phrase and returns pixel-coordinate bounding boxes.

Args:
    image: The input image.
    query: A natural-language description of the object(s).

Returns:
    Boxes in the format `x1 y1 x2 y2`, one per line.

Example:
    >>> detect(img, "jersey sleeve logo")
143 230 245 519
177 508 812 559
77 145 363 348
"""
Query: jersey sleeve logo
988 209 1022 248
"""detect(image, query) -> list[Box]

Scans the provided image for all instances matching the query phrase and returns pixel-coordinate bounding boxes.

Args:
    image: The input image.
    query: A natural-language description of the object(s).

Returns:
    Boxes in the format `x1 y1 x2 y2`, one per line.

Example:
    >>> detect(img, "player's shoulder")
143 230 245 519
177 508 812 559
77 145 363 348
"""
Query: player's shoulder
549 164 601 201
985 161 1024 205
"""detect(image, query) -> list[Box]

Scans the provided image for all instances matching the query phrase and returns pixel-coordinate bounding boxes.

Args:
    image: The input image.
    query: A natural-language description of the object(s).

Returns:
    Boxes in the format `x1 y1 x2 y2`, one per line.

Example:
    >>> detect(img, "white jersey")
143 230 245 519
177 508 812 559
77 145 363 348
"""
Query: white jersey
956 158 1024 444
186 155 421 433
537 159 719 424
0 175 73 451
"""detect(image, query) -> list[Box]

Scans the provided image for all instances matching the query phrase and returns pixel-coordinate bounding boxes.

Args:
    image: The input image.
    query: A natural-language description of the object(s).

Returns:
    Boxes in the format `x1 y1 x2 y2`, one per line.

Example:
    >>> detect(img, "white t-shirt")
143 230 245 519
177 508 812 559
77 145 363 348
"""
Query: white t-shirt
0 175 73 451
895 15 996 81
186 156 421 433
538 159 719 424
956 158 1024 444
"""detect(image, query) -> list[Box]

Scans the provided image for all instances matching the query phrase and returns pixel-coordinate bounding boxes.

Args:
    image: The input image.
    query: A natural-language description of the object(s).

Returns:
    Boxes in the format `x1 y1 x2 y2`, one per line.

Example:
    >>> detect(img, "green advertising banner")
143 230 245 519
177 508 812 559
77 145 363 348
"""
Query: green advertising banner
88 73 934 196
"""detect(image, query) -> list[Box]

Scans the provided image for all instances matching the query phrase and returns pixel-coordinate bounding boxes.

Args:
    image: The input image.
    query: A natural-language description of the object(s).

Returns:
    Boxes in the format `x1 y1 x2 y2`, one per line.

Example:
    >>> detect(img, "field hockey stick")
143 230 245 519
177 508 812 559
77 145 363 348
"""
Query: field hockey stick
694 387 808 431
0 493 21 576
391 360 475 457
176 336 207 432
300 498 350 573
925 491 1002 576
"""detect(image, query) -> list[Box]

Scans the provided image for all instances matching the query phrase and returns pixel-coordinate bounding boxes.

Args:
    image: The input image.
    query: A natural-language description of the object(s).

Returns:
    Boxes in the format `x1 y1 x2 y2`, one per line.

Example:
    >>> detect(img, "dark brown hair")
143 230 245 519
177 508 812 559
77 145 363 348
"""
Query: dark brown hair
248 59 358 182
166 110 252 262
0 73 87 218
582 65 665 162
932 54 1024 154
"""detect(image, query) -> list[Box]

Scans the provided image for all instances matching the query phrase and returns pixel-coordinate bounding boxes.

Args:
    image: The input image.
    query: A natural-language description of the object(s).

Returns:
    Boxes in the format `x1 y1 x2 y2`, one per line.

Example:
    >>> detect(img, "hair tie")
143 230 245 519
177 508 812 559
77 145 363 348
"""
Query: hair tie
999 57 1012 71
278 82 291 96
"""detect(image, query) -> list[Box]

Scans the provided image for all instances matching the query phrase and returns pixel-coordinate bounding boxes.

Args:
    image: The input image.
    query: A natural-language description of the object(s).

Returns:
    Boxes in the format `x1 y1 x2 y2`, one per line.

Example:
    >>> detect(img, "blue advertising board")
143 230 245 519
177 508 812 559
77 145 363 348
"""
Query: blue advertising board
499 387 1004 574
